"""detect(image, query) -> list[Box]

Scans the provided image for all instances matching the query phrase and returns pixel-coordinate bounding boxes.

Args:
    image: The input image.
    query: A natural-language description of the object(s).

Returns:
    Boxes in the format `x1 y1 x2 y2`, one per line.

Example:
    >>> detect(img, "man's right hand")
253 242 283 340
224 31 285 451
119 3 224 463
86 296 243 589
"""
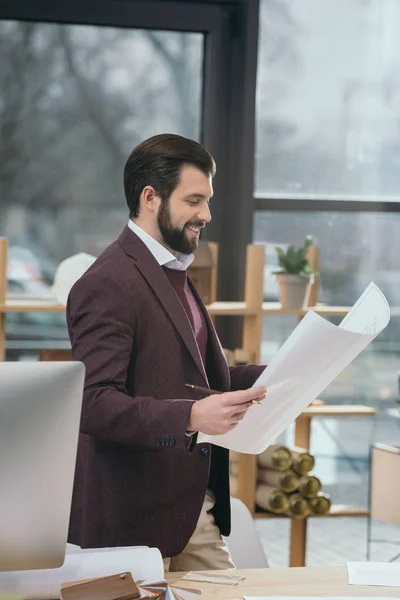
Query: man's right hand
187 386 267 435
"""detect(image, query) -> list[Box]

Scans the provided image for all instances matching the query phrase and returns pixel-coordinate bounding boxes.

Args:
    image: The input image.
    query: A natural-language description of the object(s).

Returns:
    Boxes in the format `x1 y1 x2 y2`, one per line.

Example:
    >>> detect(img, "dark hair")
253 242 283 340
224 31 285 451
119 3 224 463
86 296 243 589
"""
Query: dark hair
124 133 216 218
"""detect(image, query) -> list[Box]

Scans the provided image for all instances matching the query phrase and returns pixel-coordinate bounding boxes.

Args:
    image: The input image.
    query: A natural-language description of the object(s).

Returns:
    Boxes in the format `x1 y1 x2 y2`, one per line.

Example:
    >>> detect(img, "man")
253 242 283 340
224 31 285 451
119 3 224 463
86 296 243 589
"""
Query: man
67 133 266 571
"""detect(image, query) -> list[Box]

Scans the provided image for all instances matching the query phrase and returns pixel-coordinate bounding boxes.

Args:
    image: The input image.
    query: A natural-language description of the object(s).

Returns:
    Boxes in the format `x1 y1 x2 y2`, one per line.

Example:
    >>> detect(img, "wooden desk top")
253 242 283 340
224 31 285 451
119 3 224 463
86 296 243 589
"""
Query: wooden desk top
166 567 400 598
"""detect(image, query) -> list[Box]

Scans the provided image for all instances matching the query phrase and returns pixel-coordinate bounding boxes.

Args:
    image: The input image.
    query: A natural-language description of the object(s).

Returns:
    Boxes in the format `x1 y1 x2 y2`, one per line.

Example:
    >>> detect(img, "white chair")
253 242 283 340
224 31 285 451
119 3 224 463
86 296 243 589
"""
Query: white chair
223 497 269 568
51 252 96 304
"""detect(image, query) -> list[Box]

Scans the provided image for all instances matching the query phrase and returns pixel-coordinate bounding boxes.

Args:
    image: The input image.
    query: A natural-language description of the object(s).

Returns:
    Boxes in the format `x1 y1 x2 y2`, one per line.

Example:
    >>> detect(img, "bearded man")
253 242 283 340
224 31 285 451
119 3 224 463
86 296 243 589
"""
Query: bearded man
66 133 266 571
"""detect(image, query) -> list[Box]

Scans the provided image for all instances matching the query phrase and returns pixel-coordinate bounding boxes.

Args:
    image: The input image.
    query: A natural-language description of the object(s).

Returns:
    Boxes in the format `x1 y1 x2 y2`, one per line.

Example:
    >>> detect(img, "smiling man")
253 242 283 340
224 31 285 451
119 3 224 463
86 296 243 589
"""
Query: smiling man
66 134 266 571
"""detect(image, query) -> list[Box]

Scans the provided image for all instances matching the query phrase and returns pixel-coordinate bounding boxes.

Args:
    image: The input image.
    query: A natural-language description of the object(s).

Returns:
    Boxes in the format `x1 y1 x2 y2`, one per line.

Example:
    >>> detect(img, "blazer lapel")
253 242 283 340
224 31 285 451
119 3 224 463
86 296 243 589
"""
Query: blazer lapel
119 227 208 384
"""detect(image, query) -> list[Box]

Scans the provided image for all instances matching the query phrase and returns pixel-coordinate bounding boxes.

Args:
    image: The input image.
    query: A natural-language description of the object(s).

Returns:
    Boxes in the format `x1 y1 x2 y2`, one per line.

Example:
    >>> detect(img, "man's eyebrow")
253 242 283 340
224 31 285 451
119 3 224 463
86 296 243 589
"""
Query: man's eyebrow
186 193 213 199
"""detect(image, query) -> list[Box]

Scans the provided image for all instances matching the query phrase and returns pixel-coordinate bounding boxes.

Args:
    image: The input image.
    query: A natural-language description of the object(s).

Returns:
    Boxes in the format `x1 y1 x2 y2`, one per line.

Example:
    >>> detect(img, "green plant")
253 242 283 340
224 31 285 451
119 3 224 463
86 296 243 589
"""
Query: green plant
275 235 317 277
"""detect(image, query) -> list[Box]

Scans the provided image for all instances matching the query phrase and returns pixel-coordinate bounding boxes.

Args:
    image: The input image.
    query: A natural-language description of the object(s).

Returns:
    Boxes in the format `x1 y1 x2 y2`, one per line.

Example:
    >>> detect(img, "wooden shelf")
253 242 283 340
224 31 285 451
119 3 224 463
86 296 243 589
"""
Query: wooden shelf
0 299 65 313
301 405 376 418
1 299 256 316
262 302 351 317
254 505 370 519
0 300 357 318
205 301 258 316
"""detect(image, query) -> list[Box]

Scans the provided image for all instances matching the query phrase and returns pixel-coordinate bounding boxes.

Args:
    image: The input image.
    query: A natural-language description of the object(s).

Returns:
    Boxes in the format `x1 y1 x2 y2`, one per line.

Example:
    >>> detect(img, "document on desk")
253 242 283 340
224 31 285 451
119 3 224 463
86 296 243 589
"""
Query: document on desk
347 561 400 586
198 282 390 454
244 597 398 599
0 546 164 599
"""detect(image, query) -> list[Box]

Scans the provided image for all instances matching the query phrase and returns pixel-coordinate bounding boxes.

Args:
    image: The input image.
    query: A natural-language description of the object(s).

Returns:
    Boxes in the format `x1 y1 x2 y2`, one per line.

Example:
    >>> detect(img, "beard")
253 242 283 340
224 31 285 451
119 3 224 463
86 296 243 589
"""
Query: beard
157 201 203 255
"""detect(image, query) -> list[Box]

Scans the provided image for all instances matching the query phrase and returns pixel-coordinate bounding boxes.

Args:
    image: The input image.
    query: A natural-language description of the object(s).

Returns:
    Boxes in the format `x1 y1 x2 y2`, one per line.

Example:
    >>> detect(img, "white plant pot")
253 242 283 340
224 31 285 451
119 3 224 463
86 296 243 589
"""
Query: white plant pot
276 274 313 309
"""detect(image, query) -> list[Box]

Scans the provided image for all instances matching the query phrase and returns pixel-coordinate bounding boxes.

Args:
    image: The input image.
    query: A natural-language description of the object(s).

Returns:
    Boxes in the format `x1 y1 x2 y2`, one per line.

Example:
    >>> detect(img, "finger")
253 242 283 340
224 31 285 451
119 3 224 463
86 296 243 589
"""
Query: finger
229 395 266 421
227 421 239 431
230 409 248 421
229 400 255 414
232 392 267 408
251 393 267 405
228 395 267 422
229 386 267 405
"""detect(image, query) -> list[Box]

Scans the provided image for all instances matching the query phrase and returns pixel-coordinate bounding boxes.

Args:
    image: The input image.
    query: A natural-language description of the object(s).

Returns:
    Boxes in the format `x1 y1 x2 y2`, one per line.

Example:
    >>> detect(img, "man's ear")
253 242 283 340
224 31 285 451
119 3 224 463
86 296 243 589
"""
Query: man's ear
141 186 161 214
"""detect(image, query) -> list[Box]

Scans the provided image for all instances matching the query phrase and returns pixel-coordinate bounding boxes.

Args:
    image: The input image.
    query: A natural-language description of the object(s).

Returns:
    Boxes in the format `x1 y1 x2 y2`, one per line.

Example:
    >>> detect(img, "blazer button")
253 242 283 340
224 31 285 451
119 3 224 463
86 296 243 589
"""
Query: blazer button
201 447 209 456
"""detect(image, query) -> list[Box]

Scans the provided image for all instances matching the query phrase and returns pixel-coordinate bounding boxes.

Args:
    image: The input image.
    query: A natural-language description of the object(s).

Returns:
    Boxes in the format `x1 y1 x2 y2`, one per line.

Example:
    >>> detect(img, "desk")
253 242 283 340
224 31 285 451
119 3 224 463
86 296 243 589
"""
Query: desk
166 567 400 598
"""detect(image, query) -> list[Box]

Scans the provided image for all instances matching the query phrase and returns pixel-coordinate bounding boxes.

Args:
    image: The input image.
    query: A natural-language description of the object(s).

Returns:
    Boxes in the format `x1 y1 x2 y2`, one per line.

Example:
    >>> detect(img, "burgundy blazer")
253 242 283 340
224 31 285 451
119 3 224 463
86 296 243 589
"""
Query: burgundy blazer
66 226 264 556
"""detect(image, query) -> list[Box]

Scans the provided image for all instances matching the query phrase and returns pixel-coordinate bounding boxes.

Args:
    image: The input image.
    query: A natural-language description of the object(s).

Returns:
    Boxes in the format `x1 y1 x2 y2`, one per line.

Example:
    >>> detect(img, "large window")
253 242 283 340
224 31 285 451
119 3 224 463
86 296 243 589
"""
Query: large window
255 0 400 407
1 1 260 353
1 19 203 352
0 20 203 261
255 2 400 557
256 0 400 198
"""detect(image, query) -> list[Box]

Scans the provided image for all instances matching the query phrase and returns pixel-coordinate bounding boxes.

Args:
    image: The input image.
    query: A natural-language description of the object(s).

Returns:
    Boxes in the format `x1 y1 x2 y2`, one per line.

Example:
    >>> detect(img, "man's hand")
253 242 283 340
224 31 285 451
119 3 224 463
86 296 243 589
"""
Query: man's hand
187 386 267 435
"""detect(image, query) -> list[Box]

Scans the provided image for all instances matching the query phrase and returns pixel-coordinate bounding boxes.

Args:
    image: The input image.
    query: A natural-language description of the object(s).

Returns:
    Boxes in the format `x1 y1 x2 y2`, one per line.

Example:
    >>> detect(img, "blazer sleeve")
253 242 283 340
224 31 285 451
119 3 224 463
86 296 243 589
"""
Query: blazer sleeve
229 364 266 391
67 271 196 451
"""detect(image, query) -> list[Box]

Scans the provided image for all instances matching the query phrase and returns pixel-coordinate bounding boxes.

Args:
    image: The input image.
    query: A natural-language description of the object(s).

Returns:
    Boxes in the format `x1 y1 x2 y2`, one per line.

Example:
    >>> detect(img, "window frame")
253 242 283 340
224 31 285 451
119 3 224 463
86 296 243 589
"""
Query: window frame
254 196 400 213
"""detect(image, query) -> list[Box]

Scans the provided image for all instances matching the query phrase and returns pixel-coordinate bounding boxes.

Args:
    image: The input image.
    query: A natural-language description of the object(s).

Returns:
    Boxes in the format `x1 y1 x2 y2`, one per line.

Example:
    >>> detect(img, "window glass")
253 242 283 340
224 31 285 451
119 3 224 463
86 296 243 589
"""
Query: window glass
0 20 203 352
254 209 400 551
256 0 400 198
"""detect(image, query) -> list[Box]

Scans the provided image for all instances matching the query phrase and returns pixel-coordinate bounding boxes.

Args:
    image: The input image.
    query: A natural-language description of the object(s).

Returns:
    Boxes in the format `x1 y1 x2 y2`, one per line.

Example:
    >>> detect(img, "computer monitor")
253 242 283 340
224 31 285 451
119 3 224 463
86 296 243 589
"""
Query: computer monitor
0 361 85 572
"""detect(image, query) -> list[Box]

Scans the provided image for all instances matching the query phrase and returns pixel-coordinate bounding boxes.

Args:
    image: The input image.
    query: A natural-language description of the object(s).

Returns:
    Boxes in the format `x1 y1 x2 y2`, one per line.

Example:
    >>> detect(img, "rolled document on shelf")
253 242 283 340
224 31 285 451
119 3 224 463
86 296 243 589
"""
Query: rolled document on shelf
0 547 164 600
297 475 321 498
198 282 390 454
258 444 292 471
308 492 332 516
284 493 311 519
255 484 290 514
258 468 300 493
290 447 315 475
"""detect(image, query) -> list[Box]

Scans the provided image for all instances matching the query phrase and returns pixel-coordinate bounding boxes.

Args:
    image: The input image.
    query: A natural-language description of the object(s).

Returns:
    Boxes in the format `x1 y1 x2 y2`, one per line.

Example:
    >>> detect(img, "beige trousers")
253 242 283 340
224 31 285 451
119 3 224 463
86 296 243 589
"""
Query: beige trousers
163 490 235 572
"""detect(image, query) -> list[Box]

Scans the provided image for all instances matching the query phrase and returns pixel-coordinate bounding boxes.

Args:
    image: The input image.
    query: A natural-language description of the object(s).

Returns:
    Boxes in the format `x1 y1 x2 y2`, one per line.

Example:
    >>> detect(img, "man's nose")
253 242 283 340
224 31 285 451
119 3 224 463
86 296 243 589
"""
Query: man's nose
197 203 212 224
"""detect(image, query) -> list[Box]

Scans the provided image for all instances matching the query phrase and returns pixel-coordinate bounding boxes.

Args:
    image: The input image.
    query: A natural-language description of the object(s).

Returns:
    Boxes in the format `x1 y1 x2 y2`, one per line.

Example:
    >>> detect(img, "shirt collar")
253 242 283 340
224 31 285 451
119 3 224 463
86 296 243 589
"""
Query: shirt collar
128 219 194 271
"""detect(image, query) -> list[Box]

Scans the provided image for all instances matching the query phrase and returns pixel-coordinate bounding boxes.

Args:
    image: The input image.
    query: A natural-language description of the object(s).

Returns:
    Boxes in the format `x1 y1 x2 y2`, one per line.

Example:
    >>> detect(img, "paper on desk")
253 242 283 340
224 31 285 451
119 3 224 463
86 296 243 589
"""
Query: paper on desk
65 543 147 554
244 597 398 600
0 547 163 600
198 283 390 453
347 561 400 587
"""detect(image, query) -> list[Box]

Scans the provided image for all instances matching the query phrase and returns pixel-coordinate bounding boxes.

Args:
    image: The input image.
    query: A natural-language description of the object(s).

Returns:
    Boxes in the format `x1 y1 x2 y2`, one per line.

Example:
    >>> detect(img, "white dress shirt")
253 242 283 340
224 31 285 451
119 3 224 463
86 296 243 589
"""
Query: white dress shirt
128 219 194 271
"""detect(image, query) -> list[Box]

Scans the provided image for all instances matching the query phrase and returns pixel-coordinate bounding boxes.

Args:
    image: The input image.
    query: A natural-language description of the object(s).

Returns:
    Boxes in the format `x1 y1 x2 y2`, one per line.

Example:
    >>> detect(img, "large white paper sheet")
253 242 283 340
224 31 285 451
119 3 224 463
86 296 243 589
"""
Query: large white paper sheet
0 547 163 599
244 597 398 600
198 283 390 453
347 561 400 587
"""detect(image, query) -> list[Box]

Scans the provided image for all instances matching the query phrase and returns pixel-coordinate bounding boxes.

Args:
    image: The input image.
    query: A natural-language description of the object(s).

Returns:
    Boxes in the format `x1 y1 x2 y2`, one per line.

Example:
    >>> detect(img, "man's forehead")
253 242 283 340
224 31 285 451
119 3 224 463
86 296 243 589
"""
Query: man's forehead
177 165 213 196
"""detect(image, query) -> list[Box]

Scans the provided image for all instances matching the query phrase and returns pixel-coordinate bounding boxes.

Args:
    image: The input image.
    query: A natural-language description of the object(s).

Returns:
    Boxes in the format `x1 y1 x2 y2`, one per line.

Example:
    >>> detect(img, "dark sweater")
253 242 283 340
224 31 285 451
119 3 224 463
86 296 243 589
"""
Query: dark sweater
162 267 208 367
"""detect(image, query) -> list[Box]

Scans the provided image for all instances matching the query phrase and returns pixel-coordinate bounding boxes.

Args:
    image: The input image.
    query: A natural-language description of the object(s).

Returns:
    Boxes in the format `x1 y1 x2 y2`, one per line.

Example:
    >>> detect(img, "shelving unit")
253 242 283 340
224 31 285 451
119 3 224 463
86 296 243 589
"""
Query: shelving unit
0 237 379 566
221 244 378 567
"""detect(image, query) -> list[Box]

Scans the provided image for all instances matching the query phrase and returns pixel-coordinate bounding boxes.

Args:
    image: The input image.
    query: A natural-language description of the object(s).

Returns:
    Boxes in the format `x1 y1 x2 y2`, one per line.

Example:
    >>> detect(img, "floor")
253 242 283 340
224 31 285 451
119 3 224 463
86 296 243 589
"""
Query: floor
255 517 400 567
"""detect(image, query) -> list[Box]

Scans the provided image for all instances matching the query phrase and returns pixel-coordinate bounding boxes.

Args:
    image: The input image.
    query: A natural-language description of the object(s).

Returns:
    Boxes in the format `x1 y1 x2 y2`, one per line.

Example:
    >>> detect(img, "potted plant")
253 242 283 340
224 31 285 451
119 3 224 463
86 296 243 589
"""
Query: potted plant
274 235 317 309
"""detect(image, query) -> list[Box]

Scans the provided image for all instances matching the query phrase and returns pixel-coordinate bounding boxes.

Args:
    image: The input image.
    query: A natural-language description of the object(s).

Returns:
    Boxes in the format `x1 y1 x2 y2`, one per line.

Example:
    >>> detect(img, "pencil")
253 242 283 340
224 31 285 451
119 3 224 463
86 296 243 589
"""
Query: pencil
184 383 262 404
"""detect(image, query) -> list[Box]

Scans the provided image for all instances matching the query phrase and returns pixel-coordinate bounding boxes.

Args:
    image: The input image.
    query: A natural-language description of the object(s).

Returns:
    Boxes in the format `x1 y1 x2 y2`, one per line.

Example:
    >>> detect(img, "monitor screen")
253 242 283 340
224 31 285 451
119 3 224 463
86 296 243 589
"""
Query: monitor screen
0 361 84 572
